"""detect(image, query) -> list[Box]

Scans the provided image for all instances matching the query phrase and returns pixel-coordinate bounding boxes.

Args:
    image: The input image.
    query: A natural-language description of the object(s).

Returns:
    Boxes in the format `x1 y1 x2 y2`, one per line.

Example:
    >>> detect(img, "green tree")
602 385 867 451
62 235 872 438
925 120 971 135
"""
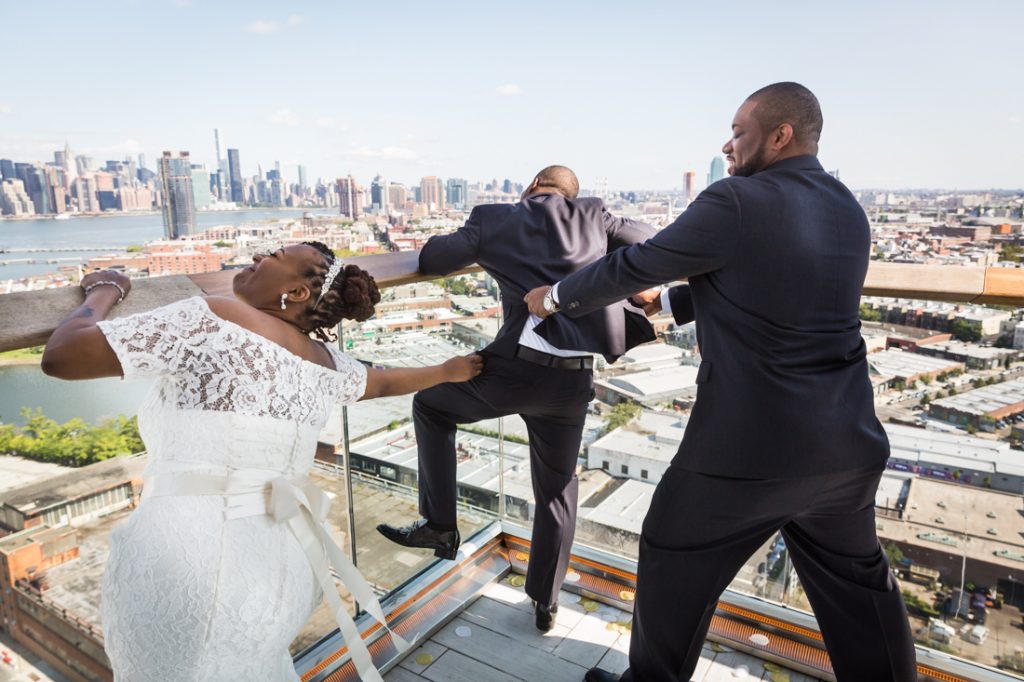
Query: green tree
443 277 472 296
951 319 981 343
859 304 882 322
0 409 143 466
602 402 642 435
213 240 232 248
884 543 904 567
920 394 931 406
1001 243 1024 263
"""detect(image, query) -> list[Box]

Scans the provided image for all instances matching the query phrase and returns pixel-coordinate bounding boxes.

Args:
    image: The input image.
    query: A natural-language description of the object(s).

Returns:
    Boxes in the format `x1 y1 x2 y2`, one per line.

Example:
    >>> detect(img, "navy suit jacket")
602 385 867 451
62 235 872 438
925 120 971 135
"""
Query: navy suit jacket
419 194 656 362
556 156 889 477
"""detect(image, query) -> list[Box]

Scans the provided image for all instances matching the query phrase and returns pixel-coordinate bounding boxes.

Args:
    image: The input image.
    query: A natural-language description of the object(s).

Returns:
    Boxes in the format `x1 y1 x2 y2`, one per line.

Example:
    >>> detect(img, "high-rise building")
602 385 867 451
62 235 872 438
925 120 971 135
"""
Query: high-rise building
297 165 307 192
0 159 14 181
23 166 54 215
683 170 697 205
446 178 468 209
336 175 362 219
420 176 444 211
708 157 725 186
388 183 407 211
73 175 100 213
370 174 389 214
75 155 94 177
138 153 147 172
159 151 196 239
0 179 35 216
190 164 212 209
227 148 244 204
213 129 228 201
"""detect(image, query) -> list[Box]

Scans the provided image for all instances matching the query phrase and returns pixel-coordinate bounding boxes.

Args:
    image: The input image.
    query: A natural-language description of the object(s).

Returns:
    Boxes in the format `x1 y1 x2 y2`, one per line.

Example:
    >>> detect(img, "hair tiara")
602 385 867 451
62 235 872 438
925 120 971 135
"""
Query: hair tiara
316 257 344 305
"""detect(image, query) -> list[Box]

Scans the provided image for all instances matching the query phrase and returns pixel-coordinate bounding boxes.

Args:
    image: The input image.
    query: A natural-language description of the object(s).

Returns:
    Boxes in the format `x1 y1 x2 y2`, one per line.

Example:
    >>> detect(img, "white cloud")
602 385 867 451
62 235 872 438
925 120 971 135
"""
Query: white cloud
245 15 304 34
496 84 522 96
269 109 300 126
1010 116 1021 124
350 146 418 161
0 105 11 114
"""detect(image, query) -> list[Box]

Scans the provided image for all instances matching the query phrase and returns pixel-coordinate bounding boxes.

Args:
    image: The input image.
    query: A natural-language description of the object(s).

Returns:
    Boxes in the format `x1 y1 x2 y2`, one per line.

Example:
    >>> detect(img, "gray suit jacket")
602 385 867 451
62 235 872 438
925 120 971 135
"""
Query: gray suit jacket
556 156 889 477
419 193 656 362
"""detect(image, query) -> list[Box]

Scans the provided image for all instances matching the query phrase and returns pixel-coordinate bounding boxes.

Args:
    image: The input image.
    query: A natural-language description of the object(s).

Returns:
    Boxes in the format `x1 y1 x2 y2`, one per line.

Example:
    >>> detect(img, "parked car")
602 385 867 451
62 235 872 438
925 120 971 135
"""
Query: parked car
965 624 989 644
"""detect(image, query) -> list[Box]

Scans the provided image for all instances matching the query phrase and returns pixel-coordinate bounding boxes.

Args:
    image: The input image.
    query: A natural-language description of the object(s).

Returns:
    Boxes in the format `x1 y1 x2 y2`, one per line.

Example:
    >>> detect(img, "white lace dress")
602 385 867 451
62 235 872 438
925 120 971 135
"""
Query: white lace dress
96 297 368 681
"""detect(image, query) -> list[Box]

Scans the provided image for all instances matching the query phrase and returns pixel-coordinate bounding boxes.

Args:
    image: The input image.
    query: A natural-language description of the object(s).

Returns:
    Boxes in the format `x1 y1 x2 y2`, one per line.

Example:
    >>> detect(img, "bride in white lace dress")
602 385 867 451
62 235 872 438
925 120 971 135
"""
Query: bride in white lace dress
41 242 482 682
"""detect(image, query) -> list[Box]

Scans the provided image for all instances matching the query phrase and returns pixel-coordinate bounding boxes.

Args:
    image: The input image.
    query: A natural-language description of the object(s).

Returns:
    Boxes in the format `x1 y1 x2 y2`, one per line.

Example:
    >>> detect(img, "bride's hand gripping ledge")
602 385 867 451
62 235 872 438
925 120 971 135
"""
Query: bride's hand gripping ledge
359 352 484 400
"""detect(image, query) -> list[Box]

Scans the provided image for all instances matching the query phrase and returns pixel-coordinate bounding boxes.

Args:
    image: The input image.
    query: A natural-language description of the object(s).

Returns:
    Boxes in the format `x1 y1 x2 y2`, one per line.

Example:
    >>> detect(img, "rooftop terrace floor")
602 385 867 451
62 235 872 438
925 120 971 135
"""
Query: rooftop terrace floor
384 578 821 682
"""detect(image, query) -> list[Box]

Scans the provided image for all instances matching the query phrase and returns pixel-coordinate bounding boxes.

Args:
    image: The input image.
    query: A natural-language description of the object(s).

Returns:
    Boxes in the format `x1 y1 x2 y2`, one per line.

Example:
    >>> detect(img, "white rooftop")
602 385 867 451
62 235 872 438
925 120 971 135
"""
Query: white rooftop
867 349 962 379
606 365 699 398
581 479 655 534
931 377 1024 417
884 422 1024 477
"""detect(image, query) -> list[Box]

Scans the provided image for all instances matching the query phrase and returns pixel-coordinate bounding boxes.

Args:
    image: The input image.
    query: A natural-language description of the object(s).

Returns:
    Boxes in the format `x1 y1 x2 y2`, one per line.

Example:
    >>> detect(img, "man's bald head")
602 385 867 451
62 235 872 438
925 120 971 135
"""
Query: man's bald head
527 165 580 199
745 82 823 151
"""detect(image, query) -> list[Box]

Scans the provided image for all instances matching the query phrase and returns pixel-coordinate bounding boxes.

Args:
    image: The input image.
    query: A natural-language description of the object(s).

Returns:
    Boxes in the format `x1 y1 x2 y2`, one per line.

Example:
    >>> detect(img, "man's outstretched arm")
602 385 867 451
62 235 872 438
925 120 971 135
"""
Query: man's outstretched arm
419 208 483 276
526 181 740 318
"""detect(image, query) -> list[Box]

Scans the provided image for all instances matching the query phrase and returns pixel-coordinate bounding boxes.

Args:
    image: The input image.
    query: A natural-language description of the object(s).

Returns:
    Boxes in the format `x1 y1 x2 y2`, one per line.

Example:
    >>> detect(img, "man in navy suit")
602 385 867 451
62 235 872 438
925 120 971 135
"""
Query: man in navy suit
527 84 917 681
378 166 656 631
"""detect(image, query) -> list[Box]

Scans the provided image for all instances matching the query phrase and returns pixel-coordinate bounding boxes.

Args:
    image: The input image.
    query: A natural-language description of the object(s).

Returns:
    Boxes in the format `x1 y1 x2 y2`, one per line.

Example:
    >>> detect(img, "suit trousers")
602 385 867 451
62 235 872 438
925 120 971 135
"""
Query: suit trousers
413 351 593 606
621 466 917 682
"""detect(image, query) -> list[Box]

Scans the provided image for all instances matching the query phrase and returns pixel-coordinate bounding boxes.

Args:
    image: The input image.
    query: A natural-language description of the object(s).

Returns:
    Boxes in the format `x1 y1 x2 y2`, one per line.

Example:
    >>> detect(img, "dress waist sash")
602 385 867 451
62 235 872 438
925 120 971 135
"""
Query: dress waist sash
143 470 408 682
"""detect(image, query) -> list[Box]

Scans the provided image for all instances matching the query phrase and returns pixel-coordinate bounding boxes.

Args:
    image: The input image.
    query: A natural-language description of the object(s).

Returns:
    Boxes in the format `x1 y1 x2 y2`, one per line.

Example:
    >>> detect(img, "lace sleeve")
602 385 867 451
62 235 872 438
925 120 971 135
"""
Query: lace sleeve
325 346 368 405
97 297 219 379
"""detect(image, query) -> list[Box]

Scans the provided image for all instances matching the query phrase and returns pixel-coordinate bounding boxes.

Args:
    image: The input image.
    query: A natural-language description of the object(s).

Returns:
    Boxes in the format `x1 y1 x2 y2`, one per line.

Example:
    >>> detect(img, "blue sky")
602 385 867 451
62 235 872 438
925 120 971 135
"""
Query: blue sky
1 0 1021 191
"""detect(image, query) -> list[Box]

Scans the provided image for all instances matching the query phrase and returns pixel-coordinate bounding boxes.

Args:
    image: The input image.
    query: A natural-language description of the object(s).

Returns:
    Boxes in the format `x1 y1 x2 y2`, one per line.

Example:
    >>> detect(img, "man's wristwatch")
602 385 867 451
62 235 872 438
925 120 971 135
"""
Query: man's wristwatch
542 286 560 314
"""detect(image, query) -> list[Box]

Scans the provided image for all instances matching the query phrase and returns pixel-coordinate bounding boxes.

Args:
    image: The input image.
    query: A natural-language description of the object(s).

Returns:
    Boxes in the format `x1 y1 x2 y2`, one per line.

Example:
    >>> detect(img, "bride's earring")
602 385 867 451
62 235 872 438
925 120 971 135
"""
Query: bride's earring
280 293 288 310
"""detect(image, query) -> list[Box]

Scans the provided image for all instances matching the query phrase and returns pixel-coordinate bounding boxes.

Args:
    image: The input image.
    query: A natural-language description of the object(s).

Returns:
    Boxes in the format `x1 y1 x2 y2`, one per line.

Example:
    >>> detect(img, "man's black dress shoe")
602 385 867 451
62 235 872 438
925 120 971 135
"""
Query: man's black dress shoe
584 668 620 682
533 600 559 632
376 519 460 560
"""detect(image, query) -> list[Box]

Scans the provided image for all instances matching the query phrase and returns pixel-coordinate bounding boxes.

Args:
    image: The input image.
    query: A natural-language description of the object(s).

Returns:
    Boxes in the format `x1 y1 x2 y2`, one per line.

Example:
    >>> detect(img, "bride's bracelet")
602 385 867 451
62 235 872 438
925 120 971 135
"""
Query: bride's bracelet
83 280 126 304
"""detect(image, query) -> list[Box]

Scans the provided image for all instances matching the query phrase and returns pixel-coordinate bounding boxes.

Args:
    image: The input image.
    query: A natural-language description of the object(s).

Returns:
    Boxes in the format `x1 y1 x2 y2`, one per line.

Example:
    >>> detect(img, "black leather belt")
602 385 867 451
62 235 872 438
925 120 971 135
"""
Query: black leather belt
515 345 593 370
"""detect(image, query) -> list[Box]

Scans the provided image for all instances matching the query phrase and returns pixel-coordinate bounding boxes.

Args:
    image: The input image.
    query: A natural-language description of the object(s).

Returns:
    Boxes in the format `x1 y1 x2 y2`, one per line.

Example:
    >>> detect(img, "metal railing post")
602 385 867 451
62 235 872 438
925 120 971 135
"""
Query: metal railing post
337 322 359 613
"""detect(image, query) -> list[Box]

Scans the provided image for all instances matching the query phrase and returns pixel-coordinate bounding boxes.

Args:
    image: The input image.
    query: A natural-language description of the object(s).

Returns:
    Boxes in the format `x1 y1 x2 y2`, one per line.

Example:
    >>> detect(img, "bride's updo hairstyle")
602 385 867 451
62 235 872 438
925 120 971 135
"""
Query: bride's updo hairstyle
301 241 380 341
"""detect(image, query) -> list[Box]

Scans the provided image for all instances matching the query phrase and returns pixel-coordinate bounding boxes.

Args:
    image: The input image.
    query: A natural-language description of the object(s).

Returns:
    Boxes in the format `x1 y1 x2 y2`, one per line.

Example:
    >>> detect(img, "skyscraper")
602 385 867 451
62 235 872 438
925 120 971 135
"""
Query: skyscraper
159 151 196 239
388 183 407 211
446 178 468 209
0 179 35 216
370 174 389 214
227 148 243 204
683 170 697 205
297 165 307 192
0 159 14 181
190 164 212 209
23 166 54 215
420 176 444 211
336 175 362 219
75 155 94 177
708 157 725 186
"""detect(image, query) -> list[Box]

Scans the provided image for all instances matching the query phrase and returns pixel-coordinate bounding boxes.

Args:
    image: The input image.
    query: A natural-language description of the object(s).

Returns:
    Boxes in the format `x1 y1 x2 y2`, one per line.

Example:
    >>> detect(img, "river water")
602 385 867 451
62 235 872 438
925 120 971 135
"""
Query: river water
0 209 336 279
0 208 337 424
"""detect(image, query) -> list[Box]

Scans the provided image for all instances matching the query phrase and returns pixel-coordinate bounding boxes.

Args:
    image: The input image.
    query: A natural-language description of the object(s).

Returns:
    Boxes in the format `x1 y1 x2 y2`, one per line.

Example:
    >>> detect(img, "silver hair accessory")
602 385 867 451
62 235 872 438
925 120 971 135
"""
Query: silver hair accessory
316 258 344 305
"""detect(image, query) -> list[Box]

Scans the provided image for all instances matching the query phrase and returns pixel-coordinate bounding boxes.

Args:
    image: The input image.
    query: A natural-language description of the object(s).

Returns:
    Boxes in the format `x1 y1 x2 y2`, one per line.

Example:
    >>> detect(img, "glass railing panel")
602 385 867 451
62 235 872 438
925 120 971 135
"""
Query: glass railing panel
547 286 1024 673
336 273 500 598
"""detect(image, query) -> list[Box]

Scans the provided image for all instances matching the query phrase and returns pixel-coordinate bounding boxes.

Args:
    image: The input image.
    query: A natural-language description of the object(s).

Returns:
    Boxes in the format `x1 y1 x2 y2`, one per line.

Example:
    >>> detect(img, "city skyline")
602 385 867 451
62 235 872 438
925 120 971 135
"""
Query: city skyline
0 2 1022 191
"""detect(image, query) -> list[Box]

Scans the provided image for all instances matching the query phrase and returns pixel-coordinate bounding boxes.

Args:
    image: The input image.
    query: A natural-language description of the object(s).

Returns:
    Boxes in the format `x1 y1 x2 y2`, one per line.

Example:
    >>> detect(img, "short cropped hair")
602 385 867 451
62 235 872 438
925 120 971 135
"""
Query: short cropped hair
746 82 823 145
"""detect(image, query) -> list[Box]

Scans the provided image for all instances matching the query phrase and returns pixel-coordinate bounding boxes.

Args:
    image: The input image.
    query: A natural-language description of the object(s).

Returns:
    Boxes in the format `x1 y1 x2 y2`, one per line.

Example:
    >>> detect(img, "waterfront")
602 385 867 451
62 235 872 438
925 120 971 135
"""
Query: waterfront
0 364 153 425
0 209 336 279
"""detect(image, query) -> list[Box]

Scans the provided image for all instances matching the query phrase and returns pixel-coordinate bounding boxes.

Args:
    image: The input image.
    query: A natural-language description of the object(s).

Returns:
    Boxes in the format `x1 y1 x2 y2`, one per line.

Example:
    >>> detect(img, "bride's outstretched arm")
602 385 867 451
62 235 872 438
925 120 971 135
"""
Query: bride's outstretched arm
42 270 129 380
360 353 483 400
